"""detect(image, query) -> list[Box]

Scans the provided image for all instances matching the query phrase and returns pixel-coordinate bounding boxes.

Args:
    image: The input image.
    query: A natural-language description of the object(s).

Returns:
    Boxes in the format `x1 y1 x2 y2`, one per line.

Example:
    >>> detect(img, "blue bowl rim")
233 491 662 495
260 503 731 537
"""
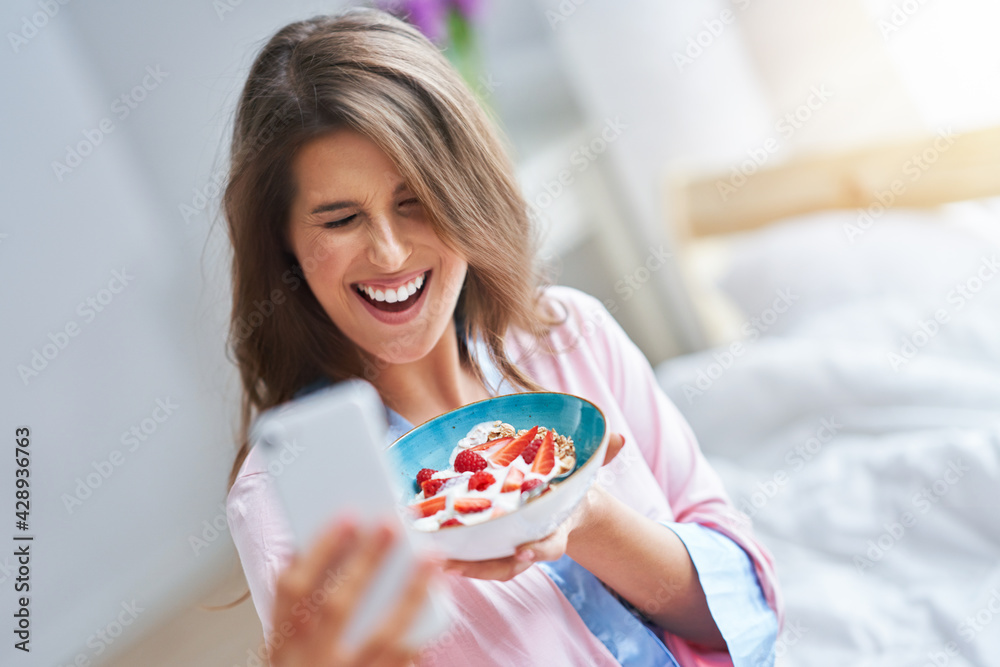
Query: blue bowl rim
386 390 608 454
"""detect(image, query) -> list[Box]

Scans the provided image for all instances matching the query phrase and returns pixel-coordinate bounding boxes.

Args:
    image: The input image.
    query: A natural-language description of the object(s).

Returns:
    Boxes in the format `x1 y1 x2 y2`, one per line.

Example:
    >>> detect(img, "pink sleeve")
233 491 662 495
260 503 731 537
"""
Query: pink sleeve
564 290 784 627
226 457 297 645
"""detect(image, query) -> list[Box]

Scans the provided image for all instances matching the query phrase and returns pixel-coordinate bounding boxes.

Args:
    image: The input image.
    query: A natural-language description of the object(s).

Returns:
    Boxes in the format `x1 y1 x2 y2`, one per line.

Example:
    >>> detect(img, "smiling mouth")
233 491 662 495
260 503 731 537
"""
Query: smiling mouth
353 271 429 313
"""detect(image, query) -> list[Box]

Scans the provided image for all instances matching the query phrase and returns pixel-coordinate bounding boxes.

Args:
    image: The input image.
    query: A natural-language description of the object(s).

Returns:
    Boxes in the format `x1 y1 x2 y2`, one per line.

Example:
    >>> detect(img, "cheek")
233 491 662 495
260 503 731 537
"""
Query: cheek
294 236 349 285
440 260 469 301
299 262 341 306
294 260 354 322
439 248 469 281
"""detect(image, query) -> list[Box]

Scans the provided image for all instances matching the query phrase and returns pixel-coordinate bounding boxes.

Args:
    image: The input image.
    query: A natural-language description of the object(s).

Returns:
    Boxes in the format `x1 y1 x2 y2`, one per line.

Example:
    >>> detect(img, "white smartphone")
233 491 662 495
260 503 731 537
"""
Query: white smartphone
251 379 451 650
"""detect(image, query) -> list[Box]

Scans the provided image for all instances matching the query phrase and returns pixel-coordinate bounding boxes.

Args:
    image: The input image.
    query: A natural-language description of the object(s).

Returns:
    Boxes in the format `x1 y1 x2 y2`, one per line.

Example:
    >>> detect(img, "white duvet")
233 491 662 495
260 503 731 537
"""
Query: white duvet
655 204 1000 666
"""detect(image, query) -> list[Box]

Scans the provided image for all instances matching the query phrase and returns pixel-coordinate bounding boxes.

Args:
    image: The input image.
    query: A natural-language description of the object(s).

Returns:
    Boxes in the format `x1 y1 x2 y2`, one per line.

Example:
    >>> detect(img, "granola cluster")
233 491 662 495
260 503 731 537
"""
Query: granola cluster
485 421 517 440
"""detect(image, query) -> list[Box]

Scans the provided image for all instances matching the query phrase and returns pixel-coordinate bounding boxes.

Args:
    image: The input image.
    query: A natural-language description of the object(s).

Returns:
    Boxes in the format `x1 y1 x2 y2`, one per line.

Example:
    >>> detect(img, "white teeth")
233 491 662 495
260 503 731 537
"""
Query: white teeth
358 272 427 303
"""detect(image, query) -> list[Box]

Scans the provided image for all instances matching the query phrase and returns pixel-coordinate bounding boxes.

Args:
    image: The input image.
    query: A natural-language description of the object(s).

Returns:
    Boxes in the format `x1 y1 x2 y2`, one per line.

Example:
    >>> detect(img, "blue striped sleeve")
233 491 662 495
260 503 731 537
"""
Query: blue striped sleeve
536 556 681 666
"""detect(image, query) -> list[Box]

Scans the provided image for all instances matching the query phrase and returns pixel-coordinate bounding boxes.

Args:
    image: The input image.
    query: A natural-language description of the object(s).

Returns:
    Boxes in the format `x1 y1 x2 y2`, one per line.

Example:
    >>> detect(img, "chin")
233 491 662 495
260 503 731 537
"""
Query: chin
360 336 438 368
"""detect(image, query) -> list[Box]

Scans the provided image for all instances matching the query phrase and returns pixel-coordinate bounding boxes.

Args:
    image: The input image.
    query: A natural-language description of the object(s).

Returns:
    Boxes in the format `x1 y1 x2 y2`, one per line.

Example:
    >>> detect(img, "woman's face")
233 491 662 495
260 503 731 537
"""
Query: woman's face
287 129 468 366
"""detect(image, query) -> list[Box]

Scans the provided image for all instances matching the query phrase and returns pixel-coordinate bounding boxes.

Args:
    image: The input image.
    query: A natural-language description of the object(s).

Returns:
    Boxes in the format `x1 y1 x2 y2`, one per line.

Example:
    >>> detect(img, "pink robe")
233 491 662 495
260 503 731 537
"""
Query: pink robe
227 286 783 665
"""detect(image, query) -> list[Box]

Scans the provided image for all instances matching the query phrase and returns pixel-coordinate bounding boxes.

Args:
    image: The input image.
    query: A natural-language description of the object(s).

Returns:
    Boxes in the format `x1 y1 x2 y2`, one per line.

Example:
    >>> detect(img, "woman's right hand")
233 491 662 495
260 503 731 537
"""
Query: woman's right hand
268 518 438 667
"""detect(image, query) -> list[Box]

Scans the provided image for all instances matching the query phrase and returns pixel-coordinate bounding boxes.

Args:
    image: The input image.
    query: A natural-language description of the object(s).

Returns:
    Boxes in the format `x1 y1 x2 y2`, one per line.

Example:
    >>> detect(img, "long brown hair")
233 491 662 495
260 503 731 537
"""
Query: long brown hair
224 7 558 492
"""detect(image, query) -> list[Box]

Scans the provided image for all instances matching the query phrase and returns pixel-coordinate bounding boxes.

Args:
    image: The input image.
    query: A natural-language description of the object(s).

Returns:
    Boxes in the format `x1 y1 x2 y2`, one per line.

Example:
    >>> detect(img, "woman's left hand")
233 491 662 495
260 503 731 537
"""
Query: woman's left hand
443 432 626 581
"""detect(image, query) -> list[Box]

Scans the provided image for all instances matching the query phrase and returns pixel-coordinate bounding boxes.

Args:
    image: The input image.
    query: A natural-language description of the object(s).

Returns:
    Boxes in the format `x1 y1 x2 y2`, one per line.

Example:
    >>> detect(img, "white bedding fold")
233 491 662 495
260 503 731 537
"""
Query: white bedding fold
655 282 1000 666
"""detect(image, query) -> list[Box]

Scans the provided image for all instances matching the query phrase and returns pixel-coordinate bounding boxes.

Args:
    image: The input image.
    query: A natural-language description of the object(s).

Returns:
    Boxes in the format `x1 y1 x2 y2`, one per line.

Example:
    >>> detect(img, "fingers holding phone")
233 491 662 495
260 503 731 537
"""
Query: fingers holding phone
269 517 439 667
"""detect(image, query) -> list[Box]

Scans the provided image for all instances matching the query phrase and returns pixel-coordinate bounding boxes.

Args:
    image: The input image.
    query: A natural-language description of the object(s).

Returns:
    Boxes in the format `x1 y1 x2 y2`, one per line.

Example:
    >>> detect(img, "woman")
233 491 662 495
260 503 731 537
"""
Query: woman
224 8 781 666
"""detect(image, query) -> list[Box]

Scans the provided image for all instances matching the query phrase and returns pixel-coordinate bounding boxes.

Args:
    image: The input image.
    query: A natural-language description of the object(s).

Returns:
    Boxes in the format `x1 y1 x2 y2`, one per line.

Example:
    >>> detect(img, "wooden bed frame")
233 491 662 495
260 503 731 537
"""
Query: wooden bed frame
670 125 1000 240
665 125 1000 348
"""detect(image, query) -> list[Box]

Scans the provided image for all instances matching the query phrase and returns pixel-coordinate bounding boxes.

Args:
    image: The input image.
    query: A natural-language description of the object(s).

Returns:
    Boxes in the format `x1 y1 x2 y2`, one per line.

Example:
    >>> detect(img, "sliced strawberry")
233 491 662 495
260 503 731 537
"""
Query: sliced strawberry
454 497 492 514
490 426 538 467
441 518 463 528
467 471 496 492
468 436 512 453
530 430 555 475
501 467 524 493
410 495 446 518
520 478 544 495
421 479 444 497
454 450 488 474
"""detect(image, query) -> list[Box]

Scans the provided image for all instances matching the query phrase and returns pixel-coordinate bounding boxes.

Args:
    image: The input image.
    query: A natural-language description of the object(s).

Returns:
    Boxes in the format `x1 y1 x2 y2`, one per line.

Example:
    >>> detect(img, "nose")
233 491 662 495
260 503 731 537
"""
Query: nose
366 214 410 271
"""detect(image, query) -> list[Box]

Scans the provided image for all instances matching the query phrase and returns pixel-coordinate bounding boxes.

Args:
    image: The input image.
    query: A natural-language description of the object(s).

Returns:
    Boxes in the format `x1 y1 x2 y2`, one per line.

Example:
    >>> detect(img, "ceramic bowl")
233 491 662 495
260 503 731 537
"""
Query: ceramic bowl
385 391 609 561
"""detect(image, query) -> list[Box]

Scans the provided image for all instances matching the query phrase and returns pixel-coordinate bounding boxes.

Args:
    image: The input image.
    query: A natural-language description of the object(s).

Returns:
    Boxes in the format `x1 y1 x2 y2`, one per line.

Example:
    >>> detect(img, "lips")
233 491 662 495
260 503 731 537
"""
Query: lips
353 270 429 313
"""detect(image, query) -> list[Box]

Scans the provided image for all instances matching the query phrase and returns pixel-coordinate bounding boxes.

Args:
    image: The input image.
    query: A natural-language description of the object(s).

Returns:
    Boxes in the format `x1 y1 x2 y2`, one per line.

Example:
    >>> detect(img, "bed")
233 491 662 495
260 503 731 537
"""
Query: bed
655 127 1000 666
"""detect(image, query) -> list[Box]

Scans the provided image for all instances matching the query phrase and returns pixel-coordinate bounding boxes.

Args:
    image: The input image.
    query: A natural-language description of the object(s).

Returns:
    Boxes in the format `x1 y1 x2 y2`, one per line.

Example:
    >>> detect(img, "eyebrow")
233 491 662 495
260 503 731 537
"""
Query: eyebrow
309 182 409 215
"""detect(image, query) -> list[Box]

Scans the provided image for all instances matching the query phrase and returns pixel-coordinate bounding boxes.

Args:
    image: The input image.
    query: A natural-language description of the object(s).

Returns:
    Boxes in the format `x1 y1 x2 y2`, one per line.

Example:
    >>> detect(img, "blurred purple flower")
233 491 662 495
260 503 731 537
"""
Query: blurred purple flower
452 0 483 21
375 0 445 42
375 0 482 43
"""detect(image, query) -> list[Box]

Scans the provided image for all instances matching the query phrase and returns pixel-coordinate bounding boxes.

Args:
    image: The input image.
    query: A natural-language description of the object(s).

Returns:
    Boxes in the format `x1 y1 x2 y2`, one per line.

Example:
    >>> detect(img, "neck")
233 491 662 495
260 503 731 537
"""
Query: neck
368 322 490 426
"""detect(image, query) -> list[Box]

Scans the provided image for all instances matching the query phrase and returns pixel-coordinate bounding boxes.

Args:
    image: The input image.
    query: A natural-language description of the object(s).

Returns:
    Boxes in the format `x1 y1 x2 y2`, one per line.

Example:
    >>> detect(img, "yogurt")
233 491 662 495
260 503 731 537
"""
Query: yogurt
409 421 576 531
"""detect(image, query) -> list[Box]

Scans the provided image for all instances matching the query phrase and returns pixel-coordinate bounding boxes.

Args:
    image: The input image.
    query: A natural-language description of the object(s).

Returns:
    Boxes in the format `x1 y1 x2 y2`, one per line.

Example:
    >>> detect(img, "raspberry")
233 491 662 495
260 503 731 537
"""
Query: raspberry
467 471 496 492
416 468 437 485
421 479 444 497
520 479 544 494
454 450 487 474
521 437 542 464
441 518 462 528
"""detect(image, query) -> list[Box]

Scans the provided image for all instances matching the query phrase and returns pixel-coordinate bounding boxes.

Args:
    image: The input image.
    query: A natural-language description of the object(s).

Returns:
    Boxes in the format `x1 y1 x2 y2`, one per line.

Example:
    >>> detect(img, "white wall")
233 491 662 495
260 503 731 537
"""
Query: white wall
1 2 349 664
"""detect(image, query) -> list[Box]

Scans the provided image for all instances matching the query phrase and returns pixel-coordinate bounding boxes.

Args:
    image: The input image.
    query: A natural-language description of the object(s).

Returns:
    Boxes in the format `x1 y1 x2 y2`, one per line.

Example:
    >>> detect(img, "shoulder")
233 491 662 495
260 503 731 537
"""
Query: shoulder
535 285 620 345
539 285 613 322
227 446 276 532
510 285 629 375
232 441 269 480
229 379 335 485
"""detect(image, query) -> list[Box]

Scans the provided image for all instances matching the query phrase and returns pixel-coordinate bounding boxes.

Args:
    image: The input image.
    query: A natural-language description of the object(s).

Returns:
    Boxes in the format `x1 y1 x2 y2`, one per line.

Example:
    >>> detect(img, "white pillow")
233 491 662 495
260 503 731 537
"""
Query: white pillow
715 199 1000 337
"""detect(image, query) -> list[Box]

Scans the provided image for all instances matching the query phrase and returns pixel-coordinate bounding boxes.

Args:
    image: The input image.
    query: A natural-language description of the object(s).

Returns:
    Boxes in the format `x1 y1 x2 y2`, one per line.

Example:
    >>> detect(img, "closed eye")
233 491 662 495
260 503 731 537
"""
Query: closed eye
323 214 357 229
